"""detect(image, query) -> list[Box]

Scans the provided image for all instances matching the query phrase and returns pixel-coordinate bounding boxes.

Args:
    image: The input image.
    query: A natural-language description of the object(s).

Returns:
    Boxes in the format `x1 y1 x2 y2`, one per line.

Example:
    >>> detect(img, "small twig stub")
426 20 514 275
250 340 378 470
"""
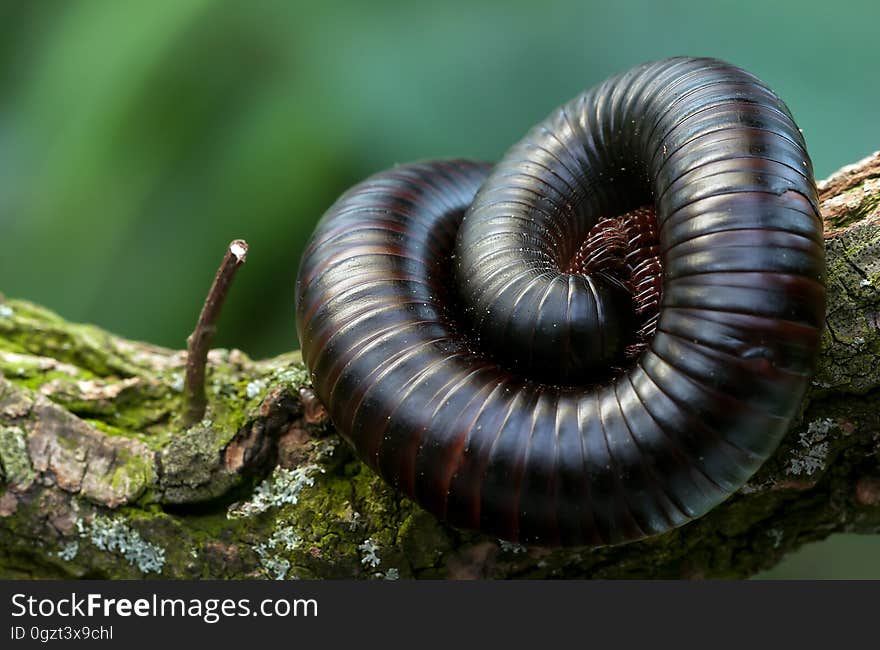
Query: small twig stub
183 239 248 427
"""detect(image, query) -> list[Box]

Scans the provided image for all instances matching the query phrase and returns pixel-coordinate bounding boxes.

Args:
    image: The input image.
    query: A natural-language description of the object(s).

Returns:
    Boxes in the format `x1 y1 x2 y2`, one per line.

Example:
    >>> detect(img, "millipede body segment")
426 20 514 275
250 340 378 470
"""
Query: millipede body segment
295 57 825 547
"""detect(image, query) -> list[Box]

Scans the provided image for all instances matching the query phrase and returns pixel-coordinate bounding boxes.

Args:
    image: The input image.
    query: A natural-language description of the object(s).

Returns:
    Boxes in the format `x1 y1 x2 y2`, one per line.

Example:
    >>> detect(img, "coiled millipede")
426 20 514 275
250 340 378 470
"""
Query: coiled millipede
295 57 826 547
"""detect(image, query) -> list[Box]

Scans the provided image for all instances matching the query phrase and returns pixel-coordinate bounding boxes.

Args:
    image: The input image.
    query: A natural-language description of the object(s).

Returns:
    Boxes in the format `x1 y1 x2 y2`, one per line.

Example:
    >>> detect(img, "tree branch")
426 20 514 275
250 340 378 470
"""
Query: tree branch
1 154 878 579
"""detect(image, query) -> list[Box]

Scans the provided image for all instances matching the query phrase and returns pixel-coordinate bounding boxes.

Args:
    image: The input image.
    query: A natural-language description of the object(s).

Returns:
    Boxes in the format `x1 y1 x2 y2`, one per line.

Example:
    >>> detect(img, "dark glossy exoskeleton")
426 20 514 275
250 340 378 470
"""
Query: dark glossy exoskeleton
295 57 826 546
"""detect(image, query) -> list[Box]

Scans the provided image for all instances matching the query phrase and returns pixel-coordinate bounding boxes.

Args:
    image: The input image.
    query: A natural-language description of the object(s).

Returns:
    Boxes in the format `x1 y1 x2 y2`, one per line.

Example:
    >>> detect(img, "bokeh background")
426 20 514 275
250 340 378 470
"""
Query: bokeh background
1 0 877 578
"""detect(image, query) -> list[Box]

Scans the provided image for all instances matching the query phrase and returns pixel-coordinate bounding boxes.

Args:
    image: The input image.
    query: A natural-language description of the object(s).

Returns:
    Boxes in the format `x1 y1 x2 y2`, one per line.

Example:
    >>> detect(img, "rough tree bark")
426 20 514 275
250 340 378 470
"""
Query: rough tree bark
1 153 878 580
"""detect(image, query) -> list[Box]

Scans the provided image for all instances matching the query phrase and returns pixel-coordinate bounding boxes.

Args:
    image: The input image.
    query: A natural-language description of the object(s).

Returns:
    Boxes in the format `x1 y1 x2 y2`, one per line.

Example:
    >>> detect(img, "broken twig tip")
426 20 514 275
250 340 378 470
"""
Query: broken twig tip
229 239 248 262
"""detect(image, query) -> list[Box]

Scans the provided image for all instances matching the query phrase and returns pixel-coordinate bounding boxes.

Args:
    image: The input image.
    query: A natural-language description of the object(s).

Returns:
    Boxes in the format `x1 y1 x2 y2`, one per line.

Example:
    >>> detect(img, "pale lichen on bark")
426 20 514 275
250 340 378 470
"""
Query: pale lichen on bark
0 154 879 579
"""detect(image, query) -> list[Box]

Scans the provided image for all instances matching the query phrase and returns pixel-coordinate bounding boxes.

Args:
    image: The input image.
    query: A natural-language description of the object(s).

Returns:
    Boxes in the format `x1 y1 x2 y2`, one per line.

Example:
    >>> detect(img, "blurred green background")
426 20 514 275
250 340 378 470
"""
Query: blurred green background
1 0 877 577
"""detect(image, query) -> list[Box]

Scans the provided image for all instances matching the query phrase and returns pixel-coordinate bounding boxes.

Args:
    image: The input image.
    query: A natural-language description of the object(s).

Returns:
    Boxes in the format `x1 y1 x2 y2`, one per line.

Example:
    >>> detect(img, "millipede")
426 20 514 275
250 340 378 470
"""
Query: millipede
295 57 826 547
